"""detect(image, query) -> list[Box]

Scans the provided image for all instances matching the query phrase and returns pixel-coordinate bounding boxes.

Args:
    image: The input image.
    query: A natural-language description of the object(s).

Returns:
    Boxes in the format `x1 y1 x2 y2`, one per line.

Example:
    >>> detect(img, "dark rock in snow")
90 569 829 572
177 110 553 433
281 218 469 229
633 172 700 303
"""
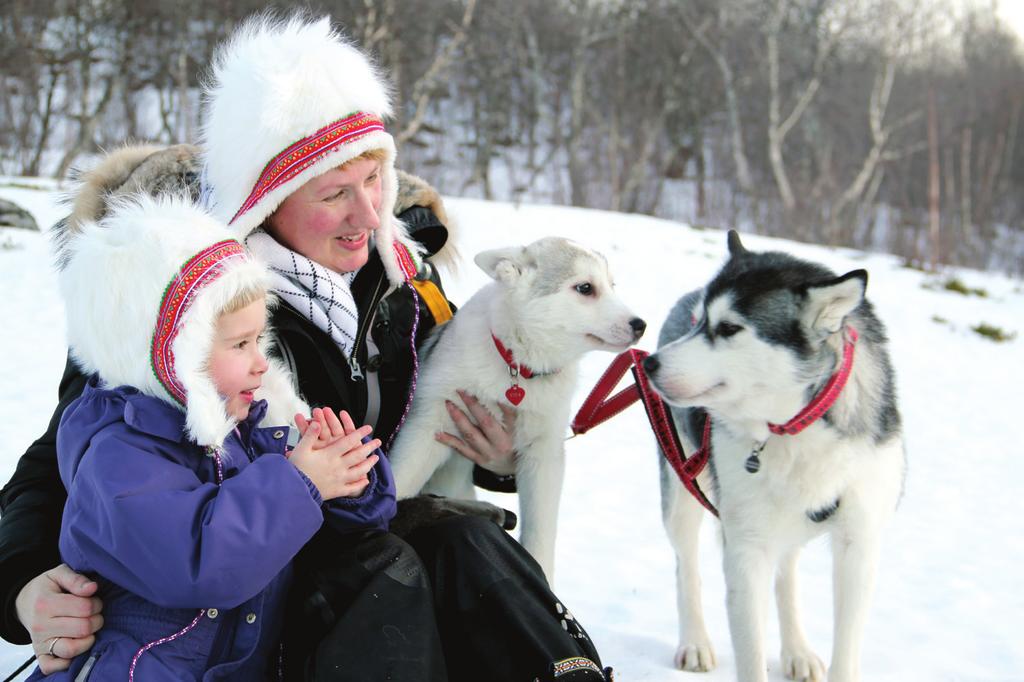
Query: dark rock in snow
0 198 38 231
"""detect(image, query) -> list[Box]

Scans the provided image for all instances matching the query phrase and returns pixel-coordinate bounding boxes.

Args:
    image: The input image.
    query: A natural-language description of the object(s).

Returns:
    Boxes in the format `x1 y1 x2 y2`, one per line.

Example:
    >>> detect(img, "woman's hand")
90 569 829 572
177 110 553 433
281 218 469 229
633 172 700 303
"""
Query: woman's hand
15 564 104 673
291 408 380 500
436 390 518 476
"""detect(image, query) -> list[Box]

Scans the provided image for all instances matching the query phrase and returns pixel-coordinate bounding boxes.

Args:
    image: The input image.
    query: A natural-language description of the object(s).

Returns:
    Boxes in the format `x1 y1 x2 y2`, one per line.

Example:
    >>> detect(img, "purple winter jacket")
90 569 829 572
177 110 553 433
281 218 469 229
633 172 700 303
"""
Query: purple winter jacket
28 377 397 681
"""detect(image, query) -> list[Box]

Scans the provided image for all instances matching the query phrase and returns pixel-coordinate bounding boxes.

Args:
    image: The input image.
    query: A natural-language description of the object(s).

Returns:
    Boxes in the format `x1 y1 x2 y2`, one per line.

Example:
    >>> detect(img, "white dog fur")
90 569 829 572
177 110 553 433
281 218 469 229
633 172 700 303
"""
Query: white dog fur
388 237 645 580
645 232 905 682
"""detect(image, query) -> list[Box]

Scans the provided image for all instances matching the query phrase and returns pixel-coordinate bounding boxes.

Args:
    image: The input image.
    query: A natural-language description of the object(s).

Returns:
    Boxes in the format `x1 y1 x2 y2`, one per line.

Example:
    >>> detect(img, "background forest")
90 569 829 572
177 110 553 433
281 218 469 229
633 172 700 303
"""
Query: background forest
3 0 1023 272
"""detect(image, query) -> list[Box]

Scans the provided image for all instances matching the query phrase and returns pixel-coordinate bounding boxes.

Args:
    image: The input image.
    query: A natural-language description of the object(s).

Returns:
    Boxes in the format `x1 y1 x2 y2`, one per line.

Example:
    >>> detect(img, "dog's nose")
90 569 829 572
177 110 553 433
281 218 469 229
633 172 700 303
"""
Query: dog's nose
642 354 659 375
629 317 647 338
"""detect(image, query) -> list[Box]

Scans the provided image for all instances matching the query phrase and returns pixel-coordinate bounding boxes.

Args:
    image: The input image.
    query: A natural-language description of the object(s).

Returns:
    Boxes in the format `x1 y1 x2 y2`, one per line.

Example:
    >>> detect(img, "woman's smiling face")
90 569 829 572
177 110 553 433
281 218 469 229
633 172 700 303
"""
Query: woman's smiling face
268 157 383 273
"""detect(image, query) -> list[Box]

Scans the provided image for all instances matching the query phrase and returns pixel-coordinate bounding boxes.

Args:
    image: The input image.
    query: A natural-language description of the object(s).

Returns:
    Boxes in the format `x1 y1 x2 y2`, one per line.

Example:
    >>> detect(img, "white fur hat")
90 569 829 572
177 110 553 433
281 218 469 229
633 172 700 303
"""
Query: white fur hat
60 195 307 447
201 13 422 286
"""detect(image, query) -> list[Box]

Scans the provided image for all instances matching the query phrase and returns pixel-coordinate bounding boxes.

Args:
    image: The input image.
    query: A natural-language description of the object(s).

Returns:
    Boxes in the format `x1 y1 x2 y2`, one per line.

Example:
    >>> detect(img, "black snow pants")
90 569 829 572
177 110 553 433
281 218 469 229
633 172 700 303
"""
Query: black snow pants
282 515 610 682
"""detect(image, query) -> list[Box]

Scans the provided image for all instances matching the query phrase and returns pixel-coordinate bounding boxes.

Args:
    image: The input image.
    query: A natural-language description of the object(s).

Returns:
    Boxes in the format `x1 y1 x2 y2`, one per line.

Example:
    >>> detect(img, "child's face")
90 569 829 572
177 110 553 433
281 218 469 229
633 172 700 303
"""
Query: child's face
208 298 269 421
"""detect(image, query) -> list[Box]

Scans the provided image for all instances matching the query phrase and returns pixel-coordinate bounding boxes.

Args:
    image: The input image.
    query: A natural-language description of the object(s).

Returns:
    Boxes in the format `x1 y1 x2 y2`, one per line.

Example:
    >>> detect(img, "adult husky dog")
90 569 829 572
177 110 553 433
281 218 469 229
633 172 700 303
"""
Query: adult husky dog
643 231 904 682
389 237 646 579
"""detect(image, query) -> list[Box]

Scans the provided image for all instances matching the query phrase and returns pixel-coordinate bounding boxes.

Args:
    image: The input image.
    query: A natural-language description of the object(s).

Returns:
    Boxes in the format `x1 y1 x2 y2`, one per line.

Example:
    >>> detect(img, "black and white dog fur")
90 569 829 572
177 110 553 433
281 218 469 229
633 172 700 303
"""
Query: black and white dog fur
388 237 645 579
644 231 905 682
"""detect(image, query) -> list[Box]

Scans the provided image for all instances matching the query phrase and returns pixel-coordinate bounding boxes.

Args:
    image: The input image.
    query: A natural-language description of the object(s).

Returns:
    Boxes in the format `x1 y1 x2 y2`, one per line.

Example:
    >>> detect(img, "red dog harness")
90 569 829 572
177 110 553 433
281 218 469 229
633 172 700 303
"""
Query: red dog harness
570 349 718 516
570 328 859 518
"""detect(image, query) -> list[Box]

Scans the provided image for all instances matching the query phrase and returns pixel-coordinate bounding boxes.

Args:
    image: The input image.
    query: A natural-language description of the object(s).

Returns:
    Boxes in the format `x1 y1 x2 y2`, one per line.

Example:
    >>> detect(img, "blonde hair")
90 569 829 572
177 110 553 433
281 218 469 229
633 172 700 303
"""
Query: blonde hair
340 148 388 168
219 282 266 315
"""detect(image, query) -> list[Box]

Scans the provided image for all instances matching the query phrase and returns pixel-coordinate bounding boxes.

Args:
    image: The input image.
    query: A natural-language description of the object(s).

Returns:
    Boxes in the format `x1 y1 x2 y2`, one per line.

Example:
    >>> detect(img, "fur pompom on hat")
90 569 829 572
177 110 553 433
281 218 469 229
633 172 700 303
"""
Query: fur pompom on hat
58 195 307 447
201 12 423 286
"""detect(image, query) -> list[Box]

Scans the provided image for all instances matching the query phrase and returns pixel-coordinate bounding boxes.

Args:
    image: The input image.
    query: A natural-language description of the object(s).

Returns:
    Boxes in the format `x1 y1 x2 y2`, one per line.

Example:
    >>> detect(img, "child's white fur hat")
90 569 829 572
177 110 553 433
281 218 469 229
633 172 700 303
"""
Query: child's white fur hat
59 195 307 446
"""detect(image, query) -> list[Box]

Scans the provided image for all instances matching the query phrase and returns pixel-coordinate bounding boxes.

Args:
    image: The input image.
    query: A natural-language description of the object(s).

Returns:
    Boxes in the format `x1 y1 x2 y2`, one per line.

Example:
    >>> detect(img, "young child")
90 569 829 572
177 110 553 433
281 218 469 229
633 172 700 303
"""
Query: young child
27 195 396 681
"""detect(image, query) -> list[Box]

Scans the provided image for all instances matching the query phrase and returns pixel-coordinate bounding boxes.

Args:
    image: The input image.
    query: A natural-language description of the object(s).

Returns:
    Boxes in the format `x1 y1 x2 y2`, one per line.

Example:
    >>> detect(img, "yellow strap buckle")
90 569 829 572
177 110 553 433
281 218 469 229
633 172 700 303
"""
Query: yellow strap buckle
411 278 453 325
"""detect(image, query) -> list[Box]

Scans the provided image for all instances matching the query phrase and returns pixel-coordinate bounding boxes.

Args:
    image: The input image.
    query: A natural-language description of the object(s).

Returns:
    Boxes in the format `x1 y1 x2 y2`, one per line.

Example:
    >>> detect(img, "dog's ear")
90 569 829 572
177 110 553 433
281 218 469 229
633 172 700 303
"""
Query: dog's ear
726 230 747 257
802 269 867 336
475 246 527 284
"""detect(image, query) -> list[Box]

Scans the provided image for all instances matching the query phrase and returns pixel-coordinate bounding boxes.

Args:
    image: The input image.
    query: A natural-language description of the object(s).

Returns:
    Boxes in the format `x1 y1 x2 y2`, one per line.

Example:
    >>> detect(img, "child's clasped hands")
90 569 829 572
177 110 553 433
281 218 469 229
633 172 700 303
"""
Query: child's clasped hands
288 407 381 500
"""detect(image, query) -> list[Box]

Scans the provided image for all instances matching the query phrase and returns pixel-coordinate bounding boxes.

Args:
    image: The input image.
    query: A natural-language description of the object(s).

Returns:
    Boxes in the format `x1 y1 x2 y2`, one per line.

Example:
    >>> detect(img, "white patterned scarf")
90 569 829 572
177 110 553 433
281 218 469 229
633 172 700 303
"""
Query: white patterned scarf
246 231 360 358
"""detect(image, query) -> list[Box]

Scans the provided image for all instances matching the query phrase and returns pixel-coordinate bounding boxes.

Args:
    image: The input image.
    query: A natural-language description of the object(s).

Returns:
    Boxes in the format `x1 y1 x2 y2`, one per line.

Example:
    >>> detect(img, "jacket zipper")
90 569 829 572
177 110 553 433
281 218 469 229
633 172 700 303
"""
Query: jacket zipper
348 275 388 381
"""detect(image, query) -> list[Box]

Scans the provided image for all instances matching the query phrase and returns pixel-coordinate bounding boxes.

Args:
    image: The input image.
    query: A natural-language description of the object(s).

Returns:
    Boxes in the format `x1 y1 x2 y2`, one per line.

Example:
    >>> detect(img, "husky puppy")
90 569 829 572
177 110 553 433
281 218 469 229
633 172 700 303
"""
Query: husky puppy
643 231 905 682
389 237 646 579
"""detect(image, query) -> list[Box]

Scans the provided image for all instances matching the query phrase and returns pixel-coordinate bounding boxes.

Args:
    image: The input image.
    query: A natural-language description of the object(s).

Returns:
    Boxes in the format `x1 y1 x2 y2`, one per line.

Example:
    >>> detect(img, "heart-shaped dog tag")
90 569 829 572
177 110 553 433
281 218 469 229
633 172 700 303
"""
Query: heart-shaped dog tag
505 385 526 406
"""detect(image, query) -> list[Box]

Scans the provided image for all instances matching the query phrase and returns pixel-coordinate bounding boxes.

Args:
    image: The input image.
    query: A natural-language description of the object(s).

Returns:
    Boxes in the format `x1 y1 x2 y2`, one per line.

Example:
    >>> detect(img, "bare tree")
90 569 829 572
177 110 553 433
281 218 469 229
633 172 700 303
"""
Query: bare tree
827 57 924 244
764 0 845 212
54 1 126 179
927 83 941 269
1 0 1022 270
395 0 476 146
677 1 755 194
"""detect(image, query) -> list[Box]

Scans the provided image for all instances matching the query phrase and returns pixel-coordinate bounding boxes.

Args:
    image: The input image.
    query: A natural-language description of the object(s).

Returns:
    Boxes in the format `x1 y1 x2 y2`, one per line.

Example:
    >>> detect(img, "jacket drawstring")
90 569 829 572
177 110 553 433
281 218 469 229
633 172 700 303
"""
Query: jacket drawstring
128 609 207 681
128 448 224 680
387 281 420 452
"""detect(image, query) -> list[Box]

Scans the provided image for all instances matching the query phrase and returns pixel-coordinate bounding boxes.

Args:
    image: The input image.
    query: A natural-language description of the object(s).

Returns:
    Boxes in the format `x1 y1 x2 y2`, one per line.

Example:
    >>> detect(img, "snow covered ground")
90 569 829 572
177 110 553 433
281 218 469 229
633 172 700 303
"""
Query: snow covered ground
1 182 1022 681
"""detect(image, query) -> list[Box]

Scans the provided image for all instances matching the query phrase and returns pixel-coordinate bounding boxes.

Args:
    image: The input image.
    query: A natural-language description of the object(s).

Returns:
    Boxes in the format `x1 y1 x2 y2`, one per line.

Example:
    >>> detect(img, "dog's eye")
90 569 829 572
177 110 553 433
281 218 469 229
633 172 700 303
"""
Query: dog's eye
574 283 594 296
715 322 743 338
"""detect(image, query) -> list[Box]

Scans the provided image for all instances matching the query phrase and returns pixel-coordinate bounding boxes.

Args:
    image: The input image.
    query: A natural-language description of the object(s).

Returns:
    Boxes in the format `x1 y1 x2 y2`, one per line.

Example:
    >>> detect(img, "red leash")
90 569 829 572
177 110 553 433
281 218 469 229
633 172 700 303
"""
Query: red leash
570 349 719 517
570 327 860 519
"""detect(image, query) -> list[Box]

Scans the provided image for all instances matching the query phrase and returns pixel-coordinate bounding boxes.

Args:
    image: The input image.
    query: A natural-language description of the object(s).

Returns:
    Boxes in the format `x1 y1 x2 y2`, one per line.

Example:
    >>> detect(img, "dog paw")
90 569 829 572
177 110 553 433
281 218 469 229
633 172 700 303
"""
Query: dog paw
780 646 826 681
674 641 716 672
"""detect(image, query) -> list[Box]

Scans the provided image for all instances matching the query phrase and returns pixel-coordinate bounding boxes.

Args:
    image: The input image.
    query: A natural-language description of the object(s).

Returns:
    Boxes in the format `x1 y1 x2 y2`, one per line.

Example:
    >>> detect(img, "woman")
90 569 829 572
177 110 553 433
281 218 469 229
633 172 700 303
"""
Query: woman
0 14 611 682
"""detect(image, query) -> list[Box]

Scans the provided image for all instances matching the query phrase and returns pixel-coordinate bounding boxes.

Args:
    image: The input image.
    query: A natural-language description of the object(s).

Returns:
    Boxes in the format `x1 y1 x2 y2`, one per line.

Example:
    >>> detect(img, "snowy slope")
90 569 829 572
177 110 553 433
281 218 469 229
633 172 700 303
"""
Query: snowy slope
1 184 1022 681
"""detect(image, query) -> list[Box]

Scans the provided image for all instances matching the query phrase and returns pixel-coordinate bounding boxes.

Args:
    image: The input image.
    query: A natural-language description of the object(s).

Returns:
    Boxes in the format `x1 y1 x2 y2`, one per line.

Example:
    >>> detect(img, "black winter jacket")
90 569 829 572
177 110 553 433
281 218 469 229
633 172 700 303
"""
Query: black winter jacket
272 205 451 443
0 360 88 643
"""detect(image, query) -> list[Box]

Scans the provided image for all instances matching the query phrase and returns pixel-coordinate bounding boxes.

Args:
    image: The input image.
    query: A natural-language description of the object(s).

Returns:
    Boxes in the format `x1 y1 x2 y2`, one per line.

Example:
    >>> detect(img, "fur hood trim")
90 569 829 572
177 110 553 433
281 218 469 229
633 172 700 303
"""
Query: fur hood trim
200 13 422 288
54 144 202 271
56 142 458 281
395 169 459 271
66 144 201 231
60 195 307 447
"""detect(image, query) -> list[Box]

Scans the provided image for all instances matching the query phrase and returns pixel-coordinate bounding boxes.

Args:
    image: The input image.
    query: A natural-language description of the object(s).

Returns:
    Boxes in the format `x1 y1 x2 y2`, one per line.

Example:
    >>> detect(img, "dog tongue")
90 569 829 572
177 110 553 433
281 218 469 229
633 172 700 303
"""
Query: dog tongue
505 385 526 406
